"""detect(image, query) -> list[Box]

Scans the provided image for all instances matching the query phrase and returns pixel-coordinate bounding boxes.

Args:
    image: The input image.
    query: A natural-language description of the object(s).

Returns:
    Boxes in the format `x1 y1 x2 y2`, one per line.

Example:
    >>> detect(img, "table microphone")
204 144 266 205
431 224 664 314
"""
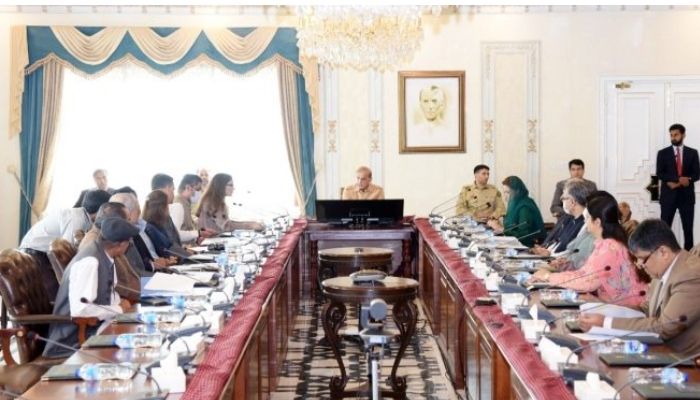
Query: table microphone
79 297 143 324
502 221 528 234
612 348 700 400
26 331 168 400
563 315 688 365
516 230 544 242
0 388 28 399
542 290 647 335
429 194 461 217
163 248 211 265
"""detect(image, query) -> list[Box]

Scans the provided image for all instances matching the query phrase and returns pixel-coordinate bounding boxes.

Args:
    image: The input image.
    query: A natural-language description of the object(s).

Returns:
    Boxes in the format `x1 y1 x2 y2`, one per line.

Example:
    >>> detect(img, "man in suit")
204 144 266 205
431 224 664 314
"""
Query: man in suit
550 159 597 219
657 123 700 250
578 219 700 356
73 169 115 208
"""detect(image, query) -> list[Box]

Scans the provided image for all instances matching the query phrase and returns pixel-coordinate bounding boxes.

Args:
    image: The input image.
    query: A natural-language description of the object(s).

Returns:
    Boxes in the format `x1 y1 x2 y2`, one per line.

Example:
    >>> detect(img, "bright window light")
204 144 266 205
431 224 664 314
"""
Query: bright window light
47 62 299 221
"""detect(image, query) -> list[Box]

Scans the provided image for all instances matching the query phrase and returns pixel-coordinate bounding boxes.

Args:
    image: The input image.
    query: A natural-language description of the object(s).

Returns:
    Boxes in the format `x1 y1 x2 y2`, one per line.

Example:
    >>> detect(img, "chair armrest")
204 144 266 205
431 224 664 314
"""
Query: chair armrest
13 315 99 345
0 328 25 366
11 314 73 325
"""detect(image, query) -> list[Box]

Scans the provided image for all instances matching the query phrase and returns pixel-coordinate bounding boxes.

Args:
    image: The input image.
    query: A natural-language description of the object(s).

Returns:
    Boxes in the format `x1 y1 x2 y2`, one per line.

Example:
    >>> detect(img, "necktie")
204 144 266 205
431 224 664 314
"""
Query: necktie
676 147 682 177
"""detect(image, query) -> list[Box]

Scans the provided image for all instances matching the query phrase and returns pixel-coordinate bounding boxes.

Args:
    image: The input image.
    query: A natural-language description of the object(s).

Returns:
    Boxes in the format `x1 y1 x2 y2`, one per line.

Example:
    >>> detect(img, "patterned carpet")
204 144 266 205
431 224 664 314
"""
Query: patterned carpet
270 298 461 400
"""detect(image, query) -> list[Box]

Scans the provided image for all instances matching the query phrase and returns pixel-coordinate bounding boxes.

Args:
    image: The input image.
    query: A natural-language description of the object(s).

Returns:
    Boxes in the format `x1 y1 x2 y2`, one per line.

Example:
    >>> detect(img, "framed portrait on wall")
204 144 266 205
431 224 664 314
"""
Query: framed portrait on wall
399 70 465 153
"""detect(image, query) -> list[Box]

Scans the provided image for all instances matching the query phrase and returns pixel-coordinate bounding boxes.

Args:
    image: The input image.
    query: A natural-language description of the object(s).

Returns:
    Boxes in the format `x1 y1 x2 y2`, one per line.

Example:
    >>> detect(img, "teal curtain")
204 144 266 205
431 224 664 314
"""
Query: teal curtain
18 26 316 240
296 73 316 216
18 68 44 239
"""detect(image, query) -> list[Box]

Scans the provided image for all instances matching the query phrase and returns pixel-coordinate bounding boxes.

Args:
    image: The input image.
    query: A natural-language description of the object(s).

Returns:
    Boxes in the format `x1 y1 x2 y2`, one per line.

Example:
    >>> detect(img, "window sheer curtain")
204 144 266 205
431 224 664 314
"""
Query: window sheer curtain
46 62 298 220
14 26 319 239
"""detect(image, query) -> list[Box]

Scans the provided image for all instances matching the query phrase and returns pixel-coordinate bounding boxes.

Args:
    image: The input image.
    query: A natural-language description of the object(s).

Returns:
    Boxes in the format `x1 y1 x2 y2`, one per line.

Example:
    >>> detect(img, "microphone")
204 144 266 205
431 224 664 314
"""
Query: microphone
79 297 142 323
26 332 167 399
6 164 39 219
612 349 700 400
501 220 528 234
531 265 612 291
429 194 460 218
563 315 688 365
542 290 647 334
0 388 28 399
444 201 493 220
516 230 543 242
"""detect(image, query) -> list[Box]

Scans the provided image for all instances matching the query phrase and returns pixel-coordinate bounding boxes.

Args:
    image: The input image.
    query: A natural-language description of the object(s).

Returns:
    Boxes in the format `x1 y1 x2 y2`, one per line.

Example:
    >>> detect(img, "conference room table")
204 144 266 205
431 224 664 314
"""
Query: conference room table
20 217 700 400
414 217 700 400
22 219 307 400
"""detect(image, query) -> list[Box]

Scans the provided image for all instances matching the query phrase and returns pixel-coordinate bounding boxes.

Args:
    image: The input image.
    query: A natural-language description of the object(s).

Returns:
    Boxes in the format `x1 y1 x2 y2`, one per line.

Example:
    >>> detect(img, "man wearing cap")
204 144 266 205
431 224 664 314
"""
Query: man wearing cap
43 217 139 358
19 189 112 300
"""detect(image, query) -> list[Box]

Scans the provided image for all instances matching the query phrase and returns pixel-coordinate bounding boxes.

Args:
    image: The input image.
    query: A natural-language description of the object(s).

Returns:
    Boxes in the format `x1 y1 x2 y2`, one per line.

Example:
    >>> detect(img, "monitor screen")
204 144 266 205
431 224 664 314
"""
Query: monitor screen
315 199 404 224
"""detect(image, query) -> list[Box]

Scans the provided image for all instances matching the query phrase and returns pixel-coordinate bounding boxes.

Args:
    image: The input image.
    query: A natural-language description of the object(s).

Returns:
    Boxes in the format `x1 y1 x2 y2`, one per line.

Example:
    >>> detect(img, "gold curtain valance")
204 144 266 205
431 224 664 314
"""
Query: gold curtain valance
9 26 320 139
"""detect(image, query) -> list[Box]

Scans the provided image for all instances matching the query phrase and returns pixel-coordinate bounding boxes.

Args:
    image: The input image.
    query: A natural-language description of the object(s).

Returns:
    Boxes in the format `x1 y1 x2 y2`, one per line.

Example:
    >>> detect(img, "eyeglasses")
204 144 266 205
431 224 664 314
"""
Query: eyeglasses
634 246 660 267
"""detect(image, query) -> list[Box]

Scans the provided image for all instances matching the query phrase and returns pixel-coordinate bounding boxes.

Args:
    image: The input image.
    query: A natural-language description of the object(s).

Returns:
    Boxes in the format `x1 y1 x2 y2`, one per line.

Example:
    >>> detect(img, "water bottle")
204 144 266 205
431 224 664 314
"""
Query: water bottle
216 251 228 268
660 367 688 385
623 340 648 354
114 333 163 349
77 363 135 381
561 289 578 302
137 310 182 324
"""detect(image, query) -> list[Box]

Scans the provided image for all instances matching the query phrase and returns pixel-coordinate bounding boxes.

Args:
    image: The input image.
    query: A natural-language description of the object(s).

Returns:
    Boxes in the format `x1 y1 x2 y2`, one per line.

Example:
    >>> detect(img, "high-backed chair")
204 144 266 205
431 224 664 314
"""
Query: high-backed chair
47 239 77 283
0 249 97 361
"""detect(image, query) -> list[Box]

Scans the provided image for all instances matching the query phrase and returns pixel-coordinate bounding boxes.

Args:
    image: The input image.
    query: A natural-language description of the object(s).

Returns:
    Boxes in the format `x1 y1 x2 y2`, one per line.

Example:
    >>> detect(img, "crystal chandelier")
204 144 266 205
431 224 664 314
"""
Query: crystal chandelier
296 6 425 71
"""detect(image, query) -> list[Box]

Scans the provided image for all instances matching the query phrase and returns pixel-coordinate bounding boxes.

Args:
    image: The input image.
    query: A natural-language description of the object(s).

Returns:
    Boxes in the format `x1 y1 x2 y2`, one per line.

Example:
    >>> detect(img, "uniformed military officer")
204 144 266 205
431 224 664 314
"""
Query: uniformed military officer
342 166 385 200
456 164 506 219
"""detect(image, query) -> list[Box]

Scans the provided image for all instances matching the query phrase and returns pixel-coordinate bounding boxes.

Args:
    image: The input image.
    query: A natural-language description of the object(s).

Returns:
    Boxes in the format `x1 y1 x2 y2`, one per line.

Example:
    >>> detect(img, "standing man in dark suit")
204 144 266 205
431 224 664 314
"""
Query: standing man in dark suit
657 123 700 250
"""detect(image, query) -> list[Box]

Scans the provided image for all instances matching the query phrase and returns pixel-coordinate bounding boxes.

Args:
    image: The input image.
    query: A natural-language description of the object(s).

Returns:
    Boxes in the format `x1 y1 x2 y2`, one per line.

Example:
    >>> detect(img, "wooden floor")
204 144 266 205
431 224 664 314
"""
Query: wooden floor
270 299 464 400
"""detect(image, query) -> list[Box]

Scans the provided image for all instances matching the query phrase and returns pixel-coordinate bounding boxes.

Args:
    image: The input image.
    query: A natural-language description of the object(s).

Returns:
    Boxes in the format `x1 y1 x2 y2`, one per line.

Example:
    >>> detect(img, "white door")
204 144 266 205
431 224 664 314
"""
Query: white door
602 77 700 245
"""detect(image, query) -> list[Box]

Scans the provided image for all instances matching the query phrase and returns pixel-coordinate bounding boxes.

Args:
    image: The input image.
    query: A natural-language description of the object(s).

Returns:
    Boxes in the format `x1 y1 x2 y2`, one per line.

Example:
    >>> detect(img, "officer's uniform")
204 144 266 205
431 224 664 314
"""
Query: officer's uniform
456 183 506 219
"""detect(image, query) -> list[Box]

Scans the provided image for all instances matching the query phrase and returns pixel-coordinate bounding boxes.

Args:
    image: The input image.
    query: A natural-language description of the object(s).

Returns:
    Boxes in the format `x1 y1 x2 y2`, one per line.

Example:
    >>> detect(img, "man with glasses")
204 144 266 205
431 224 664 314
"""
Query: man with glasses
578 219 700 356
533 179 593 256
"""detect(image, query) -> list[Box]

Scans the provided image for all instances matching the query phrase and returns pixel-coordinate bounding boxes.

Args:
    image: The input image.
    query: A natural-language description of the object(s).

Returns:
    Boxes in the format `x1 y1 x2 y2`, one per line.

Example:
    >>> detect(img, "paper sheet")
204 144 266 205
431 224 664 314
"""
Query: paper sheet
143 272 195 294
580 303 645 318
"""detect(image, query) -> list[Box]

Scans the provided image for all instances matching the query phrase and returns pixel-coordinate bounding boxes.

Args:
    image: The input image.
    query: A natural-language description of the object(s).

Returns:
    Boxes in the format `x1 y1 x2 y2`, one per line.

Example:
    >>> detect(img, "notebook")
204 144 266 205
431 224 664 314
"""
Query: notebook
82 334 118 348
599 352 695 367
41 364 82 381
632 383 700 399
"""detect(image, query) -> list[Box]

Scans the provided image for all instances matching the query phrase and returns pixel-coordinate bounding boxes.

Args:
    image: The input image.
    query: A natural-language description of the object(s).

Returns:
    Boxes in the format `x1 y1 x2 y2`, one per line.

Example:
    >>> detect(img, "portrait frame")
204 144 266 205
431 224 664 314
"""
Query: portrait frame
399 70 465 153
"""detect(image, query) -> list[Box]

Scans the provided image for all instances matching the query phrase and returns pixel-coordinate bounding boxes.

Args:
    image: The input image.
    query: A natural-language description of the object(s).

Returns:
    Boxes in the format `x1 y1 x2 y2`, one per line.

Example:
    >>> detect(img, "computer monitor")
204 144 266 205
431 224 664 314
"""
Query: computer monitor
315 199 404 224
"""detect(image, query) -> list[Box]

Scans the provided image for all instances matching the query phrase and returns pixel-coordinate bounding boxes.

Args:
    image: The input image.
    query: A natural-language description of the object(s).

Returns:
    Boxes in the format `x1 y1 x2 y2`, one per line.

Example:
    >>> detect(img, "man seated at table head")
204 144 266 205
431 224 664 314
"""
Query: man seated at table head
73 168 116 208
578 219 700 356
550 159 597 219
532 178 594 256
341 166 384 200
43 217 139 358
456 164 506 221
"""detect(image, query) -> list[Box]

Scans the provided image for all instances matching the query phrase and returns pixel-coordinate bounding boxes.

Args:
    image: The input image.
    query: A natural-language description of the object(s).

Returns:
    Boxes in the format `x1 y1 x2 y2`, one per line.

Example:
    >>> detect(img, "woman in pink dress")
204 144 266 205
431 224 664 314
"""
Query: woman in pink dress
530 192 648 308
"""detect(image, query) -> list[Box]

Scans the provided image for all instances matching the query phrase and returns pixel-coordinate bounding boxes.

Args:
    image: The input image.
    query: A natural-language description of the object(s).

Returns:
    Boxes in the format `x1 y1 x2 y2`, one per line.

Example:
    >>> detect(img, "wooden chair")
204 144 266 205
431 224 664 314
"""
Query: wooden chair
0 249 99 365
47 239 77 283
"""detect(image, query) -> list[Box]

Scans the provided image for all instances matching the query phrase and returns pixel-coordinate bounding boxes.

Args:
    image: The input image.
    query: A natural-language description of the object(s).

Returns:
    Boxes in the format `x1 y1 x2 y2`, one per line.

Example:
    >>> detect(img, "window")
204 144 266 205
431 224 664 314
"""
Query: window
47 62 298 221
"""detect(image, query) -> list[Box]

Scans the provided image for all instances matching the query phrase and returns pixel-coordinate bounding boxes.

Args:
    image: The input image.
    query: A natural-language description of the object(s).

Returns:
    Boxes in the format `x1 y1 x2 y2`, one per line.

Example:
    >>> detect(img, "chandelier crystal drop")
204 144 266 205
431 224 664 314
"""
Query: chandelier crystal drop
296 6 426 71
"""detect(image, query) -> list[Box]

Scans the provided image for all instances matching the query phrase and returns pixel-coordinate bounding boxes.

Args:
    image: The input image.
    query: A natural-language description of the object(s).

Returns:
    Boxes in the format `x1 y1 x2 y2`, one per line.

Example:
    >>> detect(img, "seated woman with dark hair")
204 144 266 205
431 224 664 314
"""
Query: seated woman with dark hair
196 173 265 234
142 190 178 261
530 192 648 307
487 176 546 247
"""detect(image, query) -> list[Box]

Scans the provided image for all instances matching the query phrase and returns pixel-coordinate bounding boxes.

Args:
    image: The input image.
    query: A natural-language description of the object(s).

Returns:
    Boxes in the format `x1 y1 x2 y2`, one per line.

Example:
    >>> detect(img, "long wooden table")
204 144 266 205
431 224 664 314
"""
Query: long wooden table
415 218 700 400
21 218 700 399
23 220 306 400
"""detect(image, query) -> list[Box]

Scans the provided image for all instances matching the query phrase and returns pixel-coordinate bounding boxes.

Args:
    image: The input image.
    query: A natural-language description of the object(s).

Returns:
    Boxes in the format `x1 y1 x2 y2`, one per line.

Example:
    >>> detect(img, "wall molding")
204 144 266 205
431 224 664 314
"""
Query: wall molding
321 65 340 199
481 41 541 203
368 70 384 187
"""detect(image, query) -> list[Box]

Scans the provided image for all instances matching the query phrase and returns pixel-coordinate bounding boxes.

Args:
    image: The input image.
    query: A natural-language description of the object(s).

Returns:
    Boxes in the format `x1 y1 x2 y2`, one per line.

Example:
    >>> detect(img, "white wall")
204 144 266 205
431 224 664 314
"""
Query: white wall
2 9 700 249
321 10 700 218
